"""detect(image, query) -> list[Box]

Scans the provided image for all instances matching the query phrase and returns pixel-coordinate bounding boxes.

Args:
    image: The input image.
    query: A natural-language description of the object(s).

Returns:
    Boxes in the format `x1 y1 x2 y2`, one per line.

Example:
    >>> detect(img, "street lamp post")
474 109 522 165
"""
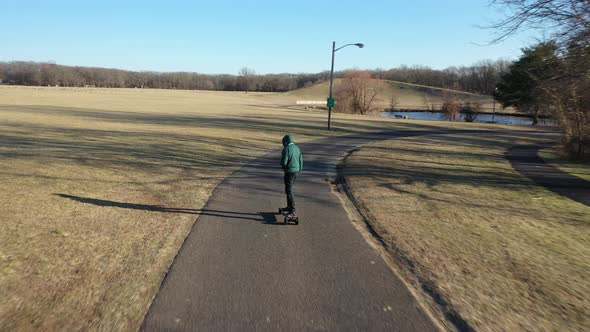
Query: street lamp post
327 41 364 130
492 87 498 123
492 98 496 123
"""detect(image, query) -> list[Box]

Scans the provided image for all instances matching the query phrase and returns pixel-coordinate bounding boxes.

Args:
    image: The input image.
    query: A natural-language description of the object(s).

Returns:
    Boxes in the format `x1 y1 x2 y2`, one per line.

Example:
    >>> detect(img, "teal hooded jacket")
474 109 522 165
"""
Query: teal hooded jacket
281 134 303 173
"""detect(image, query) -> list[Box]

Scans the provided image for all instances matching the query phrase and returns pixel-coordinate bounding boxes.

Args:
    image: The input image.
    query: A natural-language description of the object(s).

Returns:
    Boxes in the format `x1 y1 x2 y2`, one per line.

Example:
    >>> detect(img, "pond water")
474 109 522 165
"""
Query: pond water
381 111 557 126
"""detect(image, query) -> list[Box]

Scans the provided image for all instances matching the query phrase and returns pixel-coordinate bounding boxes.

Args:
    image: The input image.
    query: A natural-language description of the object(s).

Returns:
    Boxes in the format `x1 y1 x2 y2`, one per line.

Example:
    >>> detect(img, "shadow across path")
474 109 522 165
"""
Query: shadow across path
54 193 282 223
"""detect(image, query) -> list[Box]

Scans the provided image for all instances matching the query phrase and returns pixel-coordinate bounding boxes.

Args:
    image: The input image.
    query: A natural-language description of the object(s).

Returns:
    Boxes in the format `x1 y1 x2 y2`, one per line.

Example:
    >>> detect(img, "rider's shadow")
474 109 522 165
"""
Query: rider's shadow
258 212 283 225
54 193 286 225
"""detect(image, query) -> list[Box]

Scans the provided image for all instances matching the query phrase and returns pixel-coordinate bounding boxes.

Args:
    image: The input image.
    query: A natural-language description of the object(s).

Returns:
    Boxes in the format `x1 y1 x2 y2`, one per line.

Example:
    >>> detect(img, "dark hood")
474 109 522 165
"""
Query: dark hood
282 134 294 147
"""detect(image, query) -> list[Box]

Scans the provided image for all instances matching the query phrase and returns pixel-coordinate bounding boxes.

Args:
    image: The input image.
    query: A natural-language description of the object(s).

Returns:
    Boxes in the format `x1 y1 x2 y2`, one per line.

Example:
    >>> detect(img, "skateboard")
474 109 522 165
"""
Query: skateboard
278 208 299 225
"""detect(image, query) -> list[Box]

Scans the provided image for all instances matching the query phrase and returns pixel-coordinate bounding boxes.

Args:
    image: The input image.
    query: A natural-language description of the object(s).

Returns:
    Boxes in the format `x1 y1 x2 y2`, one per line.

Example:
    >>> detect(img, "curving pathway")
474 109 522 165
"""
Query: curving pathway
506 145 590 207
141 129 440 331
140 127 587 331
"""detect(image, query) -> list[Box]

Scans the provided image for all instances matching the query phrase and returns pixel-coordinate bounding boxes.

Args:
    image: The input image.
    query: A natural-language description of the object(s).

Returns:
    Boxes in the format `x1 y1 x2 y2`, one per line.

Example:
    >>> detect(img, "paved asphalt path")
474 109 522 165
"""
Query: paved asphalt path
506 144 590 207
142 130 438 331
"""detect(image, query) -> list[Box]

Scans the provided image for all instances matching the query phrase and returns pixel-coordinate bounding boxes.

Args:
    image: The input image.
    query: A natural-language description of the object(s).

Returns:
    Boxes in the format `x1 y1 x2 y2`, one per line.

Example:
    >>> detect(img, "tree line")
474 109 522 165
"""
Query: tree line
371 60 510 95
0 62 330 92
0 60 508 95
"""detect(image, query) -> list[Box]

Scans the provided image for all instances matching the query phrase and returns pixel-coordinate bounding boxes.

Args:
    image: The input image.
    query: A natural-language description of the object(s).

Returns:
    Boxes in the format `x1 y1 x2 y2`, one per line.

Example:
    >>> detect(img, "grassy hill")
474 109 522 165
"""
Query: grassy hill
287 79 496 112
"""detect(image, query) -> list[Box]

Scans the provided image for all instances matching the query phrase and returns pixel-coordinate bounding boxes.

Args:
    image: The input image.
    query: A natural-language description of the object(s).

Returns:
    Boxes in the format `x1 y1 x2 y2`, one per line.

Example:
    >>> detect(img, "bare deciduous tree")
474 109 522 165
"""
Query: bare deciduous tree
441 94 461 121
489 0 590 45
238 67 256 93
334 71 384 115
539 55 590 158
389 94 400 111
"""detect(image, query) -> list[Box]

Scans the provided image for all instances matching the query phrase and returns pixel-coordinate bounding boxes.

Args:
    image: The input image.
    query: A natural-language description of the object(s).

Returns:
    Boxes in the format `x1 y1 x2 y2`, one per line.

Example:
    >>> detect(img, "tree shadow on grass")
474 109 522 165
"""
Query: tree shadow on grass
54 193 283 224
0 104 455 174
341 131 589 225
1 104 472 139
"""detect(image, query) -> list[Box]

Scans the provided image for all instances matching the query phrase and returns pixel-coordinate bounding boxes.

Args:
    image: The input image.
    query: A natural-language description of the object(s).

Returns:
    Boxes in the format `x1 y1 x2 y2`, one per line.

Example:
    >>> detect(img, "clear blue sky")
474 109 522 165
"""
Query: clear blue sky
2 0 534 74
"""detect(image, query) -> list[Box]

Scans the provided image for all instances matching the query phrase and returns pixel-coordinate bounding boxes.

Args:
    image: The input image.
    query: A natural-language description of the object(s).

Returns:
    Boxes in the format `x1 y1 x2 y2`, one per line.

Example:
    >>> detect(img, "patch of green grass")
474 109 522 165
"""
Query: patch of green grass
49 229 65 237
539 147 590 181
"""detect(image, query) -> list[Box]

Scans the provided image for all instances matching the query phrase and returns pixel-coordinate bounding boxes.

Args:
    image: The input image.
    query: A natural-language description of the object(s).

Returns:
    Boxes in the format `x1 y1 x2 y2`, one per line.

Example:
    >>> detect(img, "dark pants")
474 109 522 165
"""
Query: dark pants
284 172 298 212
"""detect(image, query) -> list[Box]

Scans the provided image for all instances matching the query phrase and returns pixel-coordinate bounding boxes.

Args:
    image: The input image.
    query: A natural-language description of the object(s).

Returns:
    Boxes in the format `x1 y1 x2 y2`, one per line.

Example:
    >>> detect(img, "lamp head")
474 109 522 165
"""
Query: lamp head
355 43 364 48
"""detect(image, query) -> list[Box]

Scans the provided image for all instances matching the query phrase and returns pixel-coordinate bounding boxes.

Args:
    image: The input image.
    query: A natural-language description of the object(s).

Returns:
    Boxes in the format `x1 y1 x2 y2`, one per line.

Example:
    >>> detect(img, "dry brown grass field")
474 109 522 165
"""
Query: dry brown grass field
0 85 441 330
0 85 578 331
343 132 590 331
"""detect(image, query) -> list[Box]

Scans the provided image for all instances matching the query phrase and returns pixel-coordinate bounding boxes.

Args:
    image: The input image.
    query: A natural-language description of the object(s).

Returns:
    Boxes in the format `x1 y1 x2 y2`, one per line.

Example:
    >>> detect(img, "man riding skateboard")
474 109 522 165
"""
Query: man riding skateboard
280 134 303 219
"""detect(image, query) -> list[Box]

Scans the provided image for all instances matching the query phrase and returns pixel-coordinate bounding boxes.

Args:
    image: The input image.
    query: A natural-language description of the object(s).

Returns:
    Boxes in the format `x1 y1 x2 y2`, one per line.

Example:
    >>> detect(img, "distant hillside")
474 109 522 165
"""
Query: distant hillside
287 79 498 112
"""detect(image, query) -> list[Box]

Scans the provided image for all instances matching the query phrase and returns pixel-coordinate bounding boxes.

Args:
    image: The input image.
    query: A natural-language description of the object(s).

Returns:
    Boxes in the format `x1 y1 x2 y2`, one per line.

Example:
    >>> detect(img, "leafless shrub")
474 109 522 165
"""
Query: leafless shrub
461 102 482 122
441 95 461 121
389 94 399 111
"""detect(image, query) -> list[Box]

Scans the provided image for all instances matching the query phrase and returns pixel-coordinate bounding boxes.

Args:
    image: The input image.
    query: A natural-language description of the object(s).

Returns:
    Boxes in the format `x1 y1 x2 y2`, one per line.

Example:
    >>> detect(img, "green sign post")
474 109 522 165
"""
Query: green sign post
327 97 335 108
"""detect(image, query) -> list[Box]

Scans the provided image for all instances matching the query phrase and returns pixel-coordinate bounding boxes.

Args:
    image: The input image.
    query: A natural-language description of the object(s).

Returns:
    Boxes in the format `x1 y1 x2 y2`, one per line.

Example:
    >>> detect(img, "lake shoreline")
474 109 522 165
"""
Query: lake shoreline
384 109 553 119
381 110 557 126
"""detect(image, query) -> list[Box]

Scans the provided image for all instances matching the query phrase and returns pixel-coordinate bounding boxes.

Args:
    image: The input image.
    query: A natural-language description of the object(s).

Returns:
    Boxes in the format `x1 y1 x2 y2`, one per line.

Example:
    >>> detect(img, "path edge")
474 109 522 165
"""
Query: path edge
333 147 474 332
138 147 282 330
